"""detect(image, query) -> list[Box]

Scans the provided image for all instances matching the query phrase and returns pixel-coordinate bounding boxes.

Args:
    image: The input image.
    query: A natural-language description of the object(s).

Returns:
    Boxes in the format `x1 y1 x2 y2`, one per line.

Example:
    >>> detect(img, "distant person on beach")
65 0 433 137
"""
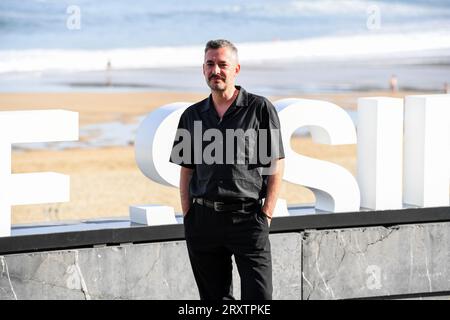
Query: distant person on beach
170 39 285 300
106 59 112 86
444 82 449 94
389 74 398 93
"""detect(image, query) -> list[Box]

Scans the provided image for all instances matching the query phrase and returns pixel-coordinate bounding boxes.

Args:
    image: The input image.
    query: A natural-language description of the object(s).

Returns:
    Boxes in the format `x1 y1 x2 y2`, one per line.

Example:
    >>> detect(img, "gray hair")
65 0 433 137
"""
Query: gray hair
204 39 239 63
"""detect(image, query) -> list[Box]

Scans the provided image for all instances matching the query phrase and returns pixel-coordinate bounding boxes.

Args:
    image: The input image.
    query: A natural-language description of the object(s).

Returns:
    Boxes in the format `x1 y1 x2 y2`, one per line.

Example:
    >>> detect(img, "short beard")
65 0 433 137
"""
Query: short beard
206 75 227 92
207 82 226 92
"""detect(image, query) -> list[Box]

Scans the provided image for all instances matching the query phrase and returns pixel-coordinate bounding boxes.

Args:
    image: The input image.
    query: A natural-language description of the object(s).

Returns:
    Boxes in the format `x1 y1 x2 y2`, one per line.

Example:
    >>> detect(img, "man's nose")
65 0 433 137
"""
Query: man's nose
212 64 220 74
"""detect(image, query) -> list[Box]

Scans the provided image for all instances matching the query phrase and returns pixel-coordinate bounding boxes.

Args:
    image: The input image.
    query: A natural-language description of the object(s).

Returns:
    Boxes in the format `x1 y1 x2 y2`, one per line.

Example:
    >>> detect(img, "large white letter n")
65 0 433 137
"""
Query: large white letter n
0 110 78 237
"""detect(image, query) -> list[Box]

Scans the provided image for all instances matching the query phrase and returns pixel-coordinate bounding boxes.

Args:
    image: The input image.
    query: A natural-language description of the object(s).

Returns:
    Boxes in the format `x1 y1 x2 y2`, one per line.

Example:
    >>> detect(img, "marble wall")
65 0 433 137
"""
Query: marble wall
1 222 449 299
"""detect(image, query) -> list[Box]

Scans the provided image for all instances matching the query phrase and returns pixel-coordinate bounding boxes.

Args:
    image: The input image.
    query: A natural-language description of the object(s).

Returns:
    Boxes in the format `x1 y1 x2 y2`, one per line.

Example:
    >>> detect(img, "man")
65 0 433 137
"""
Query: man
170 39 284 300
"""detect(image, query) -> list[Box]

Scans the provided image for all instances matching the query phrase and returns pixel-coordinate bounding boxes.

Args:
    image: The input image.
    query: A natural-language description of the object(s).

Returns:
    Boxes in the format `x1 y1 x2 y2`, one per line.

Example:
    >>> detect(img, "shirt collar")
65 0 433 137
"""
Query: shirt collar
200 85 248 113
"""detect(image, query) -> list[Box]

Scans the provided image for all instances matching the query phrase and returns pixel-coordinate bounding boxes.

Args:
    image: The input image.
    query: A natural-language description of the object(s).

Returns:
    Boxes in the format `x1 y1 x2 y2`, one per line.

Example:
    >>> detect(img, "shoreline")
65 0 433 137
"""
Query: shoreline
1 52 450 95
0 89 431 124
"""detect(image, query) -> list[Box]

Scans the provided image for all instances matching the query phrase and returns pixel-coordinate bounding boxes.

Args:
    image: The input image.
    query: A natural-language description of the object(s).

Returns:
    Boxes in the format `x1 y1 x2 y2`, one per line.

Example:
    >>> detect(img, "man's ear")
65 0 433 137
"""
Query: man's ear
235 63 241 75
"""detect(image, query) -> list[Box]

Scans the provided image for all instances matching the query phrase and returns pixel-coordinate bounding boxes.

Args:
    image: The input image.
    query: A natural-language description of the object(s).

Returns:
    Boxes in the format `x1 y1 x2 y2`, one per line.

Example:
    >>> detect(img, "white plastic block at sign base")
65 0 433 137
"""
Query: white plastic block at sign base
129 205 178 226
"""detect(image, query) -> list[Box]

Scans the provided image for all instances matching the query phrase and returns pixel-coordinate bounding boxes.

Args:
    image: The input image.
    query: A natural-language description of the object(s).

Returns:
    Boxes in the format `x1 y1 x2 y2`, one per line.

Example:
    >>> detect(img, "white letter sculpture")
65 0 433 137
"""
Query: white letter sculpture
403 95 450 207
275 98 360 212
357 97 404 210
131 94 449 224
132 103 191 225
0 110 78 237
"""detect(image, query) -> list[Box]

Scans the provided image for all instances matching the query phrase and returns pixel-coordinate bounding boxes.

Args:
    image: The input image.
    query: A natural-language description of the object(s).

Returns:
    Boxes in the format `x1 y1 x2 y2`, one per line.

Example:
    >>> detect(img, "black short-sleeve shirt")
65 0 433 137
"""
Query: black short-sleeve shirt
170 86 285 202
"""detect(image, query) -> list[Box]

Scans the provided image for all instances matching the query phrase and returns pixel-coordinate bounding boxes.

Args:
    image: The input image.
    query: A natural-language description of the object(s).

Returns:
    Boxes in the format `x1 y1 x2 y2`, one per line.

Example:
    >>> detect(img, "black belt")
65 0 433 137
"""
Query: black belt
193 197 261 212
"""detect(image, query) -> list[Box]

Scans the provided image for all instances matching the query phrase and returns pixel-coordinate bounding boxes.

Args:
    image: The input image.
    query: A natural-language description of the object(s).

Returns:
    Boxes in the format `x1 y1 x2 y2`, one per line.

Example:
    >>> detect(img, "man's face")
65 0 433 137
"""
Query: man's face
203 47 240 92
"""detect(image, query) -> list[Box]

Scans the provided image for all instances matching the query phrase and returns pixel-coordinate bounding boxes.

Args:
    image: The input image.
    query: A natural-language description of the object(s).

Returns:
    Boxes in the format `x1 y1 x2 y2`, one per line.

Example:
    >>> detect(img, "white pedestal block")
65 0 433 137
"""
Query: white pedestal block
129 205 177 226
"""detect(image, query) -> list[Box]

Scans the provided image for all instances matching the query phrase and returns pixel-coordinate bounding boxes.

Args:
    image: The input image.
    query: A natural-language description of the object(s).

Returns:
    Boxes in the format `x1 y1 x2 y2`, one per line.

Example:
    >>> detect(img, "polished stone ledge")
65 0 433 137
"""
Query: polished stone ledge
1 205 449 255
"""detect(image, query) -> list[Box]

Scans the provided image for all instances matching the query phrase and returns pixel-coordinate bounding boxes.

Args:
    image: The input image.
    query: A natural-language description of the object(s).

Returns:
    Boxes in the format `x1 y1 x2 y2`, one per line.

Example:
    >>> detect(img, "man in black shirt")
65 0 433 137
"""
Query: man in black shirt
170 39 285 300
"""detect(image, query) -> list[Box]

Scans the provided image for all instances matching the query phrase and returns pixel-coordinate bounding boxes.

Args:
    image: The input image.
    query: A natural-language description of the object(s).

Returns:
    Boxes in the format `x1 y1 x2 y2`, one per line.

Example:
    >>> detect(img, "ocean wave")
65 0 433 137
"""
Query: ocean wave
3 0 448 20
1 31 450 73
289 0 450 16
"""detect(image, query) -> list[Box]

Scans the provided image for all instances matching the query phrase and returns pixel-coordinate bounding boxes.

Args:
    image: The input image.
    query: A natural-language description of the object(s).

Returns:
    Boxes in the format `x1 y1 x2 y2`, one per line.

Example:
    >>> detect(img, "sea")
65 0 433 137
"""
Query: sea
1 0 450 94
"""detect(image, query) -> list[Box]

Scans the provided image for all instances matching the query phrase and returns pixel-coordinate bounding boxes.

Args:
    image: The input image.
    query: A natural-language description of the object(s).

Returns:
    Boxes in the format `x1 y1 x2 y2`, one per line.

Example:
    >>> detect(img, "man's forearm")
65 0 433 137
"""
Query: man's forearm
180 167 194 215
262 159 284 218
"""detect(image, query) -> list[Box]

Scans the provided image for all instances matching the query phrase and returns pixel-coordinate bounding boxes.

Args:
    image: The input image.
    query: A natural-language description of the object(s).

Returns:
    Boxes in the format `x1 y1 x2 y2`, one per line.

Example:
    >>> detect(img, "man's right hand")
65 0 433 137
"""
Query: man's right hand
180 167 194 218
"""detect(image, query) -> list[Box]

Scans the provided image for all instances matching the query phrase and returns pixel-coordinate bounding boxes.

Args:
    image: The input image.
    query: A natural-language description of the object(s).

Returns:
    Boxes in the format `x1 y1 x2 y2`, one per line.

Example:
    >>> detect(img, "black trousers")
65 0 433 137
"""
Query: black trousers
183 202 272 300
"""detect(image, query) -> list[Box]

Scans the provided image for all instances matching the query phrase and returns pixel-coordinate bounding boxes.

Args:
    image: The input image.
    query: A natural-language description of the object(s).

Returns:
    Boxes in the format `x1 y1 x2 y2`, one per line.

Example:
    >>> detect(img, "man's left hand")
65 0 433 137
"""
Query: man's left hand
261 206 272 227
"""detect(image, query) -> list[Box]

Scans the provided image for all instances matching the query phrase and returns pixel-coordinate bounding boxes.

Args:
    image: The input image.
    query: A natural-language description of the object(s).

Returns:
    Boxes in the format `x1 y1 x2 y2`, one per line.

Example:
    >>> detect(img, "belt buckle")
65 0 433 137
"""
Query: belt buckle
213 201 225 212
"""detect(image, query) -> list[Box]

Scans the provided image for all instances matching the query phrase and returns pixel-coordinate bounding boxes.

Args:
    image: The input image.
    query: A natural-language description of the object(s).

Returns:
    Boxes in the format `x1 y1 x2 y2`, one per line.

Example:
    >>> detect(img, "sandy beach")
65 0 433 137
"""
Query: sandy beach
0 90 432 224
